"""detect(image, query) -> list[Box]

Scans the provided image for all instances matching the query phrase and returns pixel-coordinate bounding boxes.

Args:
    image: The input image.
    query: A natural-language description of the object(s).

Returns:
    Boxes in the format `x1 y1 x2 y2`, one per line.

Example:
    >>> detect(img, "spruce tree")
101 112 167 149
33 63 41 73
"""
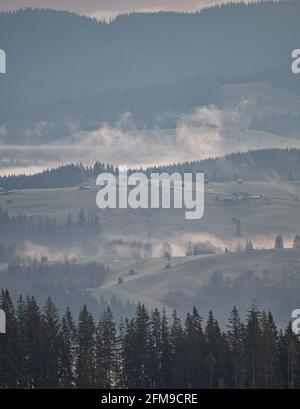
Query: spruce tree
60 307 77 388
132 304 151 388
148 309 162 388
274 235 284 249
160 309 173 388
121 318 137 388
24 296 44 389
170 310 187 388
227 306 246 389
261 311 279 389
41 297 62 388
245 240 254 252
245 304 263 389
16 296 28 388
77 209 86 228
76 305 96 388
95 307 118 388
185 307 205 388
204 311 228 388
293 235 300 249
283 322 300 389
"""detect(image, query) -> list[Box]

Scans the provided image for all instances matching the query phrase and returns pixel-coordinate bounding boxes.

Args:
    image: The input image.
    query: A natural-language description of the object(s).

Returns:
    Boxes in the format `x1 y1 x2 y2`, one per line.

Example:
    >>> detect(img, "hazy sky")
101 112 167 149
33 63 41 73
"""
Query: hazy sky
0 1 272 20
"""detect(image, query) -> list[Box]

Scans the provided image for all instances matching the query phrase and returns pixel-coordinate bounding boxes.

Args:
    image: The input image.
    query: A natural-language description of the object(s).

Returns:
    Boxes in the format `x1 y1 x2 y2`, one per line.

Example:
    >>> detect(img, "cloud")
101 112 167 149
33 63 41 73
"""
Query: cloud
59 106 227 165
175 105 224 159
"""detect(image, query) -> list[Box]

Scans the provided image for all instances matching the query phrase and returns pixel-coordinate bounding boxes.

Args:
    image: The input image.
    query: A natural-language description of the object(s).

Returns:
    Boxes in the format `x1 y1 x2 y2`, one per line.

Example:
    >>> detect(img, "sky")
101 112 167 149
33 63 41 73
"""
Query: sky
0 0 274 20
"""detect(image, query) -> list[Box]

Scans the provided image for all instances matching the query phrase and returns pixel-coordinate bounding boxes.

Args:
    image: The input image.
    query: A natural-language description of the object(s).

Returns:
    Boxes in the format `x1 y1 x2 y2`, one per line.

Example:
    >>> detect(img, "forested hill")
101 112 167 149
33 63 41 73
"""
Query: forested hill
0 149 299 189
150 148 300 182
1 1 300 142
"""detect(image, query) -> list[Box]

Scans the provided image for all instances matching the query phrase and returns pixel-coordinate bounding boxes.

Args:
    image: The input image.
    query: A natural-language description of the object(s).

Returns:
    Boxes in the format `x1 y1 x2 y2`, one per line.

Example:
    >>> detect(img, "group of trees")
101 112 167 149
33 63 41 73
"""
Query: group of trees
274 235 300 249
186 240 219 256
105 239 153 259
0 259 108 296
0 207 100 243
1 291 300 389
232 235 300 253
0 165 90 190
0 163 116 190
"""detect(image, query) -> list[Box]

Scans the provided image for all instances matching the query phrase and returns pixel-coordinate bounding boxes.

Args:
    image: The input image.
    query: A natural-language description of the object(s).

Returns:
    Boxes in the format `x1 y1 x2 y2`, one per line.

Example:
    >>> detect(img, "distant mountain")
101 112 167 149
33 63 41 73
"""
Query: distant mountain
1 1 300 142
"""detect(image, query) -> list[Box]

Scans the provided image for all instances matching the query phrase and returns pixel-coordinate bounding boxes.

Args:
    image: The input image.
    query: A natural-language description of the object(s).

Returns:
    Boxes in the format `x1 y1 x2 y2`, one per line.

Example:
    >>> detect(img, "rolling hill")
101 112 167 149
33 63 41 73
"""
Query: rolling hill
91 248 300 326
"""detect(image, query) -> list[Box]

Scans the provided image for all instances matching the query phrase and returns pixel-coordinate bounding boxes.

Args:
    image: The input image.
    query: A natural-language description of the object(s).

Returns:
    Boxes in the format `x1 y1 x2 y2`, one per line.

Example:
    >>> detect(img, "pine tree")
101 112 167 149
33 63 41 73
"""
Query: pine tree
77 208 86 228
245 240 254 252
76 305 96 388
60 307 77 388
121 318 137 388
185 307 205 388
24 296 44 389
245 304 263 389
132 304 151 388
293 235 300 249
274 235 284 249
16 296 28 388
95 307 118 388
227 306 246 389
41 297 62 388
170 310 187 388
204 311 228 388
93 214 101 233
160 309 173 388
147 309 162 388
283 322 300 389
261 311 279 389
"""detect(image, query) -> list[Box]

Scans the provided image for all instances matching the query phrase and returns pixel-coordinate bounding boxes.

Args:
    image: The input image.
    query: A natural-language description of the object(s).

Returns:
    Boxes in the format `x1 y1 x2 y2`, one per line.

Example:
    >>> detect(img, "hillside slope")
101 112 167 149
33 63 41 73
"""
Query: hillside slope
92 248 300 324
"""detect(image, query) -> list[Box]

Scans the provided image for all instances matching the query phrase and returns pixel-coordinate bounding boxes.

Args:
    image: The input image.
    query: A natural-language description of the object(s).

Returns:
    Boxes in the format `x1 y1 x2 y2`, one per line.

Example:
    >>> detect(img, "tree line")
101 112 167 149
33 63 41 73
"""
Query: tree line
0 163 117 190
1 290 300 389
1 148 300 191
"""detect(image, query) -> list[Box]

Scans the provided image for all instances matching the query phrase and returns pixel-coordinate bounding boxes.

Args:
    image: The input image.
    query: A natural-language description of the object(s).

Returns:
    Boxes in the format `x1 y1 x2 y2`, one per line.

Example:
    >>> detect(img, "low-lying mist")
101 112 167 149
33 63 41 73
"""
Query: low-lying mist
2 102 300 176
